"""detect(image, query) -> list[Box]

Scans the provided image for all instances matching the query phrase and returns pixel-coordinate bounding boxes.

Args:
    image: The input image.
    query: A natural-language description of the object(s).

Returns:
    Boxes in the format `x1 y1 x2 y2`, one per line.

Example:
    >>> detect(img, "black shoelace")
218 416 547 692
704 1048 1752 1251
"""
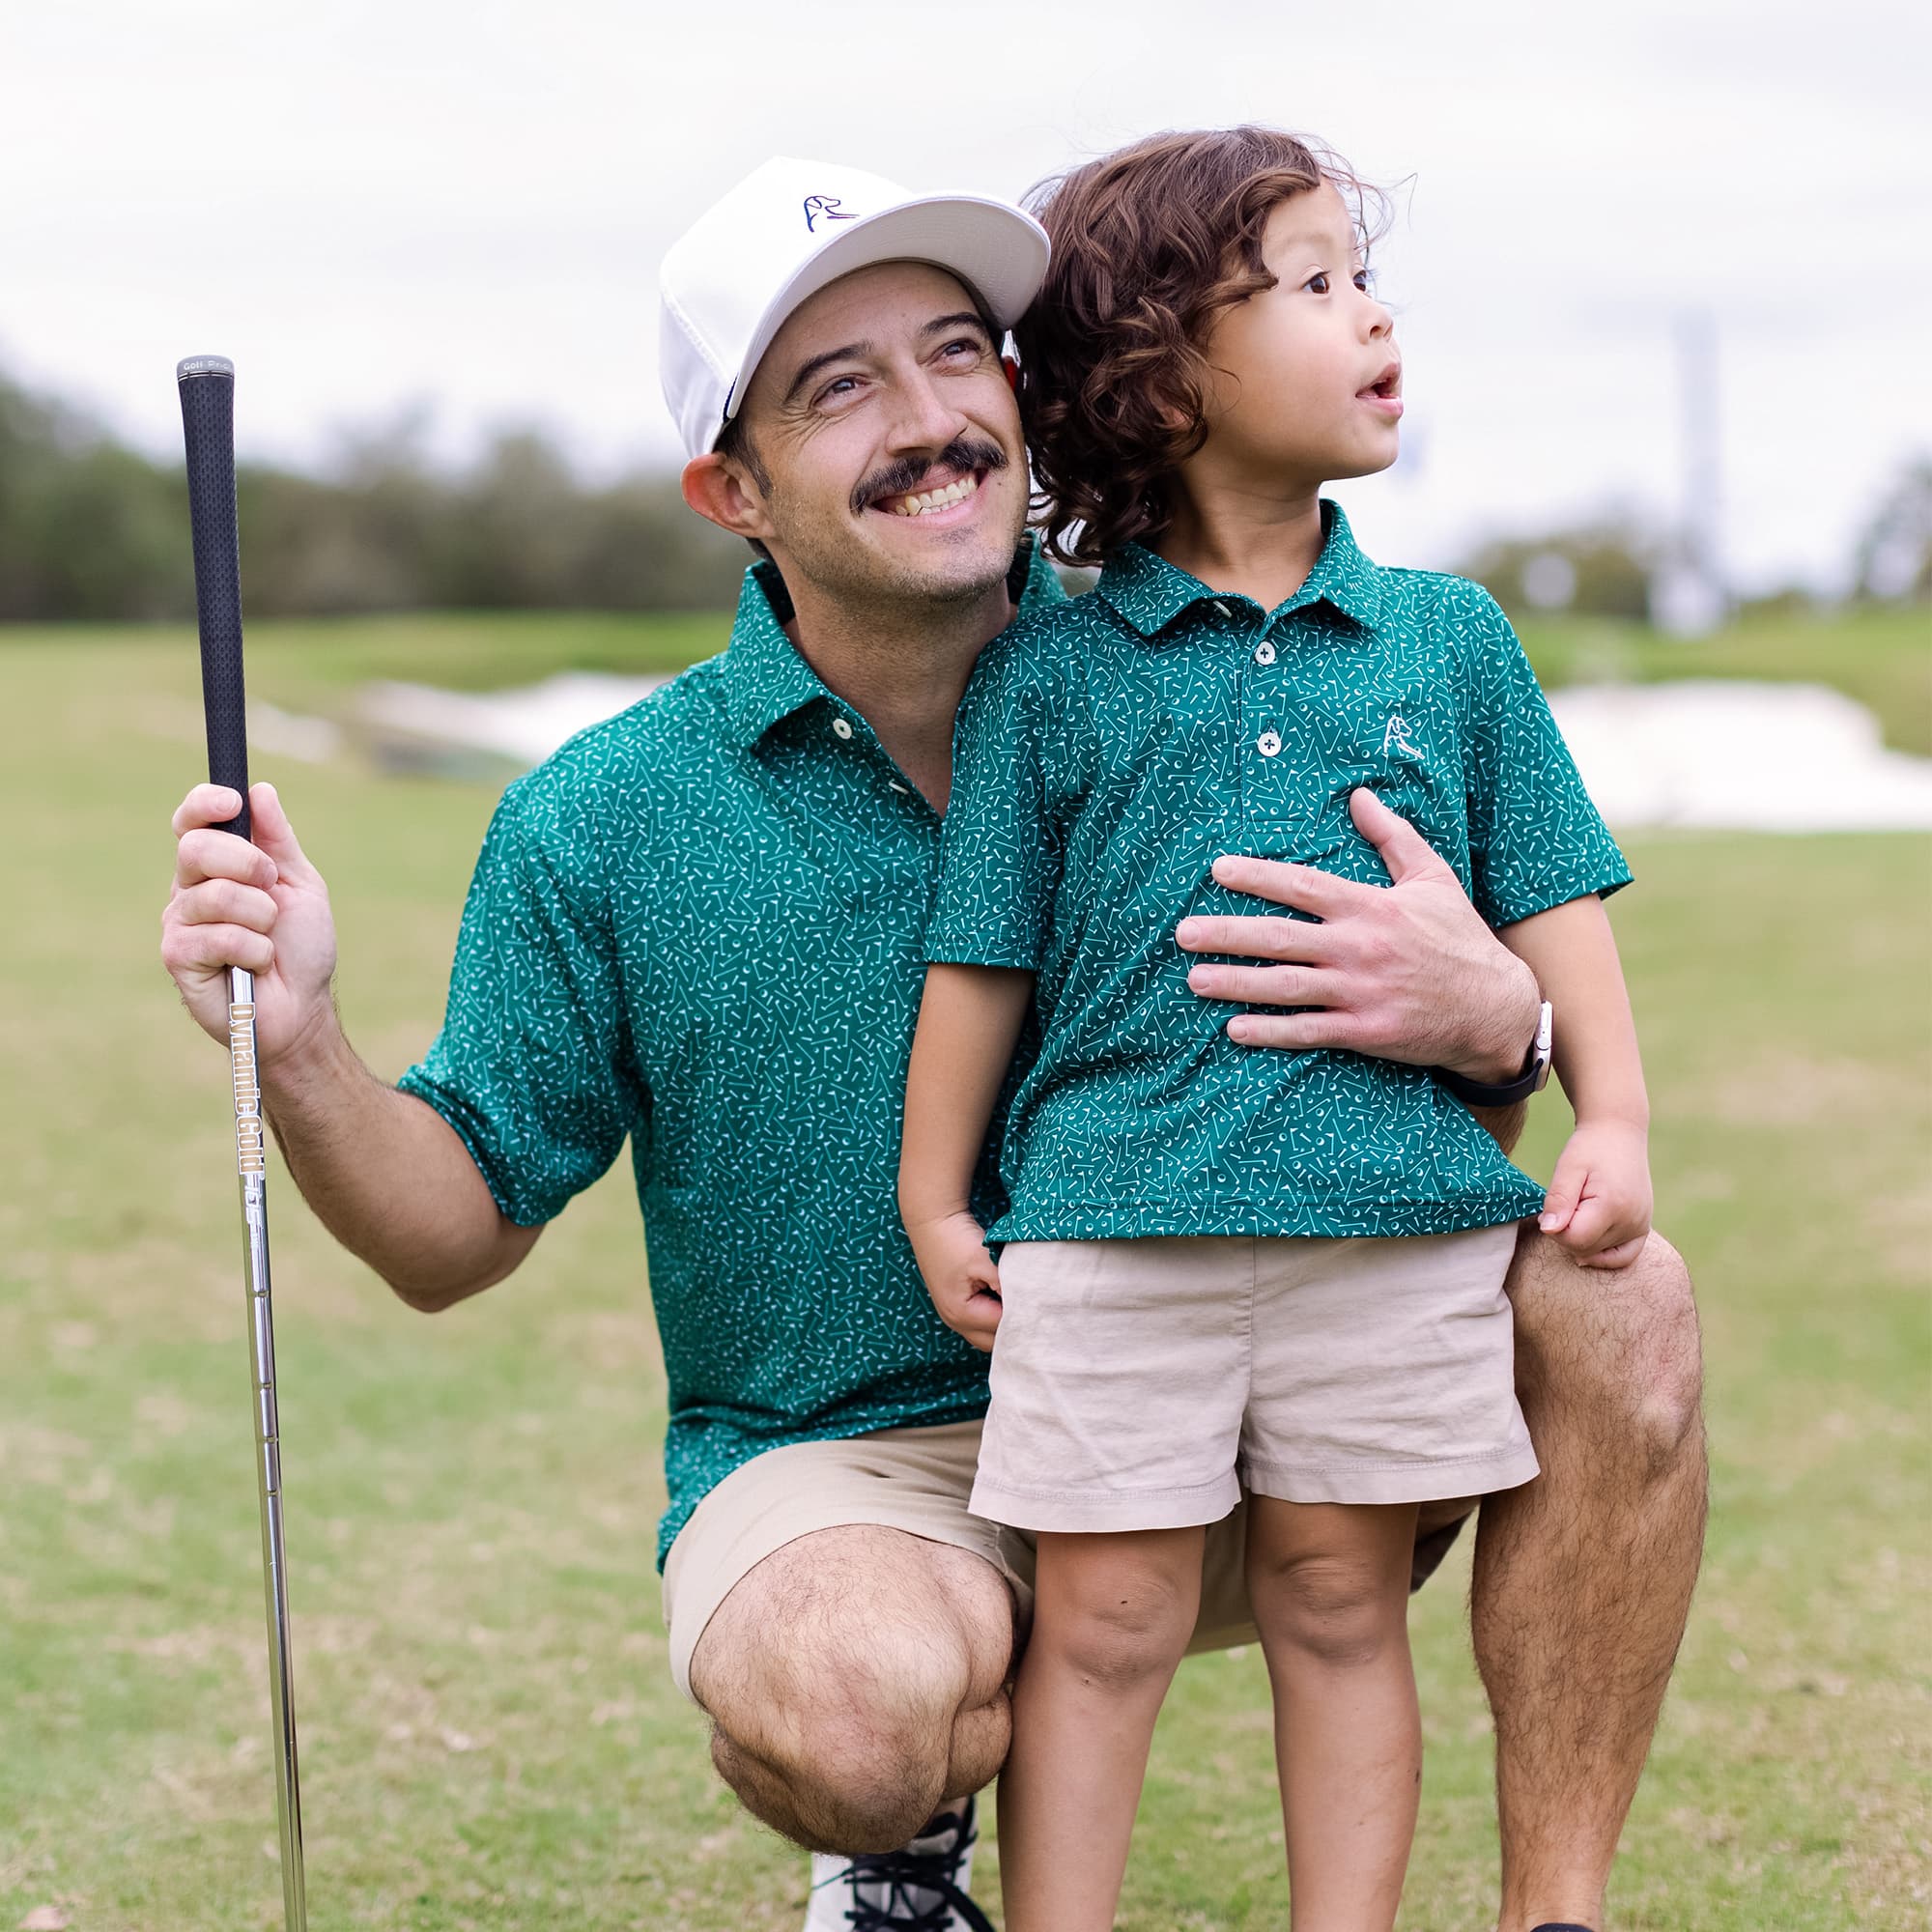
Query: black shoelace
827 1851 996 1932
814 1803 993 1932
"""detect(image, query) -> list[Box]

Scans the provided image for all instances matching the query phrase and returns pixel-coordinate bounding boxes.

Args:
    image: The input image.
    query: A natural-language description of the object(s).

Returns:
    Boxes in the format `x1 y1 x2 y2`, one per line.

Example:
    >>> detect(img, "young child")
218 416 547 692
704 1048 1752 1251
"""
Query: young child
898 128 1652 1930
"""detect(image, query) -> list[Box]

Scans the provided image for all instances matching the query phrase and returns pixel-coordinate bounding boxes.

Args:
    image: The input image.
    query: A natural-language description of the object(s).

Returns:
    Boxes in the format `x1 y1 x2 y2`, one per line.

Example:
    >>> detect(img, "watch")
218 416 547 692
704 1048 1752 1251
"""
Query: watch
1434 1001 1553 1107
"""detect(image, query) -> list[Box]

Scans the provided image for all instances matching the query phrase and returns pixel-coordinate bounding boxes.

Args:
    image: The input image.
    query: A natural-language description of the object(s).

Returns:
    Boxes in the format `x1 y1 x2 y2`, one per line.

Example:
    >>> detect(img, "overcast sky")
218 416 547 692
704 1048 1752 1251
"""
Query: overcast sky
4 0 1926 592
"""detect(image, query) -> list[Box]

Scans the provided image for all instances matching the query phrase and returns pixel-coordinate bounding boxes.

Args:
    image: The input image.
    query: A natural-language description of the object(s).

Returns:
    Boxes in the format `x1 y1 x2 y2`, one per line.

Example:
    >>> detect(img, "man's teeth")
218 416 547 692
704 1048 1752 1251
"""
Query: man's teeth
887 472 980 517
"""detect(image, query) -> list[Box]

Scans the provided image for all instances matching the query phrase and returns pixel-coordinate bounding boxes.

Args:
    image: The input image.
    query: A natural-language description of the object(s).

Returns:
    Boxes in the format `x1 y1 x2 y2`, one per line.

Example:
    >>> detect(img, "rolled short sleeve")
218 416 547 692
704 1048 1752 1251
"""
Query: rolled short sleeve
925 637 1074 971
397 772 643 1226
1458 585 1632 927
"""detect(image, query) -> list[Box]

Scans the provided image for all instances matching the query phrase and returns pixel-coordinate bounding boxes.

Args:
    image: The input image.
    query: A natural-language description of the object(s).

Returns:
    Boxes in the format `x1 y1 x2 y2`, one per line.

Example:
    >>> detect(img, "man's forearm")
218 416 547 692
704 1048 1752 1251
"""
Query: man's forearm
1435 939 1544 1086
262 1019 539 1309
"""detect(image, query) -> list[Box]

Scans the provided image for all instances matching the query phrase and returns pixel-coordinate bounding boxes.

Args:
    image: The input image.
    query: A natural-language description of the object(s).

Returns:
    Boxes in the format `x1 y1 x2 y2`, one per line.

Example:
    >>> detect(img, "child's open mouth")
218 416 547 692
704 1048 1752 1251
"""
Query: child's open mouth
1356 362 1404 416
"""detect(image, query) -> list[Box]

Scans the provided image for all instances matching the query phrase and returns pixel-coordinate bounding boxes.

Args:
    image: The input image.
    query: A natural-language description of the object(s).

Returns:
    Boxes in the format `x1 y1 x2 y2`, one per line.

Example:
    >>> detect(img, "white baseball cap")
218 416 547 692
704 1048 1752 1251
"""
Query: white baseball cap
659 156 1051 461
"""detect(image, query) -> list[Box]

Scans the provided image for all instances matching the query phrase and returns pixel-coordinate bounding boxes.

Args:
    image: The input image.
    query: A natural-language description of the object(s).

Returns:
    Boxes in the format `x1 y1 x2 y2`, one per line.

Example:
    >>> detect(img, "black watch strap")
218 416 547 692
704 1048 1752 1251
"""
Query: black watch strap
1434 1001 1554 1107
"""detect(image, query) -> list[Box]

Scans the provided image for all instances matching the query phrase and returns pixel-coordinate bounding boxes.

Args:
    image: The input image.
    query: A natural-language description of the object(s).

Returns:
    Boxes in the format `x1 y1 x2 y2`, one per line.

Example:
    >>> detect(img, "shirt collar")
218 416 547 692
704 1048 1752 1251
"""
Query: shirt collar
1095 497 1384 639
720 537 1066 751
719 561 824 749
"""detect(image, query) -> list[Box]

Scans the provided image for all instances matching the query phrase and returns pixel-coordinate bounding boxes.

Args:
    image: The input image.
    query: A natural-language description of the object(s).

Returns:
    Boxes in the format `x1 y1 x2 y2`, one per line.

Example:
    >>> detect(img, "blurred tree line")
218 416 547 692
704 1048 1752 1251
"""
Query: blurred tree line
0 371 751 621
1453 461 1930 626
1 366 1926 622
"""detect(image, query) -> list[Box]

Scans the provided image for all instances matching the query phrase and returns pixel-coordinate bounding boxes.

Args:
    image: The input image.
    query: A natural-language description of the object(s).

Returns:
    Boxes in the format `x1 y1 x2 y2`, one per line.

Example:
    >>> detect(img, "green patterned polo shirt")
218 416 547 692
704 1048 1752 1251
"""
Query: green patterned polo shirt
926 500 1630 1243
400 547 1065 1567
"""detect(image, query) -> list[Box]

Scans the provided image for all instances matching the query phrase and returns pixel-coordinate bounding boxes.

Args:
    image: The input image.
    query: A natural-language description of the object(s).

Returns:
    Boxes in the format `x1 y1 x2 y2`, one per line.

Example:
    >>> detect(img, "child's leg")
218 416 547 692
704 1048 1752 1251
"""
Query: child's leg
998 1524 1206 1932
1245 1497 1422 1932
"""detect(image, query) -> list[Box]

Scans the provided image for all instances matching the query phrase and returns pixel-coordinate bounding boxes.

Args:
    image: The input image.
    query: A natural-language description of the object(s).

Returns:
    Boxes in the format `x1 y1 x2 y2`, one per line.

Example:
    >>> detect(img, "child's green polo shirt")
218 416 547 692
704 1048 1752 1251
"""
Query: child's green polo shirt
399 547 1065 1568
925 500 1631 1243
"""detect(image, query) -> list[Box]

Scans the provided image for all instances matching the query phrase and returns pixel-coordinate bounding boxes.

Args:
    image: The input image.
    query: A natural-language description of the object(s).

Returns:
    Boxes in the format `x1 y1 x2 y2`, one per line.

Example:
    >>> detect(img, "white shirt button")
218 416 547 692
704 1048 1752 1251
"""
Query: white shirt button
831 716 854 740
1254 639 1277 665
1257 730 1282 757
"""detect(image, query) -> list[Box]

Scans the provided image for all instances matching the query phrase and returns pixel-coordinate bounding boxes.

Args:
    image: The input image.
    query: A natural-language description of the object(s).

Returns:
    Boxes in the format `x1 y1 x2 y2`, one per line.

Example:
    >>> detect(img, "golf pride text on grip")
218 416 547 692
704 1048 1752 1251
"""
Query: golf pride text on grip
176 355 251 842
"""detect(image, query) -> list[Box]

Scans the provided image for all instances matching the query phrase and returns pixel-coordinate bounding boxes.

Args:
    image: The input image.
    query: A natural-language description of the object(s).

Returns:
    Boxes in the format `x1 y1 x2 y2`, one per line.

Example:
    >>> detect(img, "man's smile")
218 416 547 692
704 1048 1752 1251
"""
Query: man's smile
873 466 988 520
851 433 1010 526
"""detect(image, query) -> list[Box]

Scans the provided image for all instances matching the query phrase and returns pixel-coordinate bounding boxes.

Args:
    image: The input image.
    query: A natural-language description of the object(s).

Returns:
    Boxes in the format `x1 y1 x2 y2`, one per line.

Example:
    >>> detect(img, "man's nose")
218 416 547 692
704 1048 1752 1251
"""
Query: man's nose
883 368 970 453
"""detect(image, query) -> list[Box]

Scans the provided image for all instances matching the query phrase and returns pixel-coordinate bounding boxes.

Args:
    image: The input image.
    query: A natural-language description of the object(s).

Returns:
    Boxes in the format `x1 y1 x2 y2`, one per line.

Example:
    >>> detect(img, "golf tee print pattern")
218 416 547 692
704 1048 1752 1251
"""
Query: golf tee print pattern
926 499 1631 1242
400 546 1066 1568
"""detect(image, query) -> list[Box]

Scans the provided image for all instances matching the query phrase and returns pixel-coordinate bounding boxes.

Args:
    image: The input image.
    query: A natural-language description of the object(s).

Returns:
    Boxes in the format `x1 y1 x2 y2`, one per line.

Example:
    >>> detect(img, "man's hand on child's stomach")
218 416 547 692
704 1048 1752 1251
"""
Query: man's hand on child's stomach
1539 1120 1653 1269
1177 788 1541 1083
906 1211 1004 1352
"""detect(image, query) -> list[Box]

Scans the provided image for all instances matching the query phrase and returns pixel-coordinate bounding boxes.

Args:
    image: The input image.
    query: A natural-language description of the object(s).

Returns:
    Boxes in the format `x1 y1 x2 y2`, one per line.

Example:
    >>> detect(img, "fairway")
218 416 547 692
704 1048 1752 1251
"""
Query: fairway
2 617 1927 1929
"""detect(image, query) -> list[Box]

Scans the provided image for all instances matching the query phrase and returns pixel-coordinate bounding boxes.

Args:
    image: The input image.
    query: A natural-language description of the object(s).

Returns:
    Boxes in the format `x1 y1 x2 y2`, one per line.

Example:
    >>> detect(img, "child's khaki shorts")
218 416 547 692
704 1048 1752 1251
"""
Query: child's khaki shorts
971 1224 1538 1533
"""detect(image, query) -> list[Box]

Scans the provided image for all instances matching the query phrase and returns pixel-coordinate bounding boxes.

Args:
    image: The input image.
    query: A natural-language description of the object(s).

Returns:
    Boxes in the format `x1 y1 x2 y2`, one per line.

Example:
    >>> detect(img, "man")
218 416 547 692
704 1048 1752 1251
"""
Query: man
161 157 1705 1932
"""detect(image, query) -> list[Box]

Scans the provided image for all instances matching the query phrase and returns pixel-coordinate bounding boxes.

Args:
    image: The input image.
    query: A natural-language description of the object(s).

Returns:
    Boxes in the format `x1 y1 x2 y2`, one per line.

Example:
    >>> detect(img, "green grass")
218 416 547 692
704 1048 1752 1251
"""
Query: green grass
1 615 1927 1929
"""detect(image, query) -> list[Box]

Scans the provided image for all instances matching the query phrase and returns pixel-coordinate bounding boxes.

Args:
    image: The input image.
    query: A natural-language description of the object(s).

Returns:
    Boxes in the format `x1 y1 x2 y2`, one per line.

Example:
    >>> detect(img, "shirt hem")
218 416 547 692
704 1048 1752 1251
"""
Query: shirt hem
923 943 1043 971
1481 867 1633 929
986 1195 1544 1243
394 1067 554 1229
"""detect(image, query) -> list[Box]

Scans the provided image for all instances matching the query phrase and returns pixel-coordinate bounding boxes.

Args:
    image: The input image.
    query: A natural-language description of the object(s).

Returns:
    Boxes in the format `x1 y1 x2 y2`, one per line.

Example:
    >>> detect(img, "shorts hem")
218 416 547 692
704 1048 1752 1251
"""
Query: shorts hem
1241 1445 1540 1506
969 1470 1243 1534
663 1424 1022 1706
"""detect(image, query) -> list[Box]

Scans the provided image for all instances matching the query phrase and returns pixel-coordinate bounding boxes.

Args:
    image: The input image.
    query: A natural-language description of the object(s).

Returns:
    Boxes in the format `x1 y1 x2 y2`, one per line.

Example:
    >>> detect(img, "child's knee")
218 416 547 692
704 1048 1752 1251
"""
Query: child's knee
1252 1548 1408 1668
1036 1559 1198 1690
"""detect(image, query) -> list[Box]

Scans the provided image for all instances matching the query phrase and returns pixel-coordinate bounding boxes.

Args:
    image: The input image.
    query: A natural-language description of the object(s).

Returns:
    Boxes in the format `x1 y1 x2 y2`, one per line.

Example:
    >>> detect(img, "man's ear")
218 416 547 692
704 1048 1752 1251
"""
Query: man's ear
682 451 772 543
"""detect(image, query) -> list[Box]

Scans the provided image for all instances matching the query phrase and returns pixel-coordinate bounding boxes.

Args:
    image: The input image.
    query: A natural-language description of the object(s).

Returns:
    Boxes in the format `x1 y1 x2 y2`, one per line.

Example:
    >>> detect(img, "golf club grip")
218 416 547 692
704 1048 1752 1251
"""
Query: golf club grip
178 357 251 843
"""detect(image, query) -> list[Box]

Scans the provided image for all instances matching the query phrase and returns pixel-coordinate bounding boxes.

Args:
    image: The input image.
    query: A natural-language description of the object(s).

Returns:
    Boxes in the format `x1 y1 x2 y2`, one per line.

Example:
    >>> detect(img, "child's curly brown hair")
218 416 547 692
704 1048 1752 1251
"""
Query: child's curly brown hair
1015 127 1385 566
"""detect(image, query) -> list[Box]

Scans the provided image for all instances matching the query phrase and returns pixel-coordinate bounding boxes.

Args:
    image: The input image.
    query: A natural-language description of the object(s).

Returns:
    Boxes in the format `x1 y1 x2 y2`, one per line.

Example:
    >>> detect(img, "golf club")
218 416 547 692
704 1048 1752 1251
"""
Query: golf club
177 353 308 1932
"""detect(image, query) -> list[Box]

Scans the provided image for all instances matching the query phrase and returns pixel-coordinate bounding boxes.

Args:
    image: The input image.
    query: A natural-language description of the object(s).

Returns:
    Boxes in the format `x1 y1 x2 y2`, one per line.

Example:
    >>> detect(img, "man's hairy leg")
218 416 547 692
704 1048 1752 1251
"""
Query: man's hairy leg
1475 1229 1707 1931
689 1525 1018 1855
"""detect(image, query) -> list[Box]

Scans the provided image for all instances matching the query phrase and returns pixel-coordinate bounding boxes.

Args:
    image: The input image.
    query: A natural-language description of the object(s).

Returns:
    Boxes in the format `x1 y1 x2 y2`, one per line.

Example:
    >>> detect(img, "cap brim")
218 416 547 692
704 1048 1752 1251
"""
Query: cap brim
721 193 1050 436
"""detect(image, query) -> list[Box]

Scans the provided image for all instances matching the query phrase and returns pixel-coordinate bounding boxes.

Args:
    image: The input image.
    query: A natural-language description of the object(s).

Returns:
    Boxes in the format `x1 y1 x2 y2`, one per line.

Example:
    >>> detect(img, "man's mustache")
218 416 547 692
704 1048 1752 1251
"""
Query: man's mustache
852 439 1009 516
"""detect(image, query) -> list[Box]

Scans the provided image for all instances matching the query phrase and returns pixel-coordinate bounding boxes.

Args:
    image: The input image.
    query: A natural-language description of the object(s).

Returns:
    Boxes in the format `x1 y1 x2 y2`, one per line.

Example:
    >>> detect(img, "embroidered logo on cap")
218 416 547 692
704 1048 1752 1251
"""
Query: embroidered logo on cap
803 194 860 234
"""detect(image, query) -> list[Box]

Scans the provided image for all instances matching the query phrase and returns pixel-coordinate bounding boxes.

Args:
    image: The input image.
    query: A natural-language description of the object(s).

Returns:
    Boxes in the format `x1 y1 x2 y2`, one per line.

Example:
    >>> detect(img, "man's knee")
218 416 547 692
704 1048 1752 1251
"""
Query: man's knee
1623 1234 1705 1471
707 1621 977 1851
690 1529 1015 1853
1509 1228 1705 1478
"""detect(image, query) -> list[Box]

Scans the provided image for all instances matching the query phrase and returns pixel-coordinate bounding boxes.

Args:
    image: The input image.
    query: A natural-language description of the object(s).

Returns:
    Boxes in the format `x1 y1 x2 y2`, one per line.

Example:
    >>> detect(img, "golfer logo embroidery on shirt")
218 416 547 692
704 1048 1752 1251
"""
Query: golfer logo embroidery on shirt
803 194 860 234
1383 712 1423 761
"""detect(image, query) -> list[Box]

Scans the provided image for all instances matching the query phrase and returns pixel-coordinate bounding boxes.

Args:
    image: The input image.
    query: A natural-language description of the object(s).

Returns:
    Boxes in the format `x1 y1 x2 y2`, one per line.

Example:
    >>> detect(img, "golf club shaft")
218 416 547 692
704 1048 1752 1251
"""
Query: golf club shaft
178 355 307 1931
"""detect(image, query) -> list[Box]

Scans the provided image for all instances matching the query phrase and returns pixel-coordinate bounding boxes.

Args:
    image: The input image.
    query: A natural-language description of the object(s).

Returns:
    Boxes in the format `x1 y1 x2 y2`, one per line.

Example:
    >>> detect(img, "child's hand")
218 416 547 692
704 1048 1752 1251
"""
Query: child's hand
1539 1119 1653 1268
905 1210 1004 1352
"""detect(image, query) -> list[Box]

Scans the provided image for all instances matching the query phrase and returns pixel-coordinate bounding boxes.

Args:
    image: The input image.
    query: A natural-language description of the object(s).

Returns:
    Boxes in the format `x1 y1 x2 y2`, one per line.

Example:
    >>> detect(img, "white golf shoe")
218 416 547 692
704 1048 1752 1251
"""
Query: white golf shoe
802 1795 992 1931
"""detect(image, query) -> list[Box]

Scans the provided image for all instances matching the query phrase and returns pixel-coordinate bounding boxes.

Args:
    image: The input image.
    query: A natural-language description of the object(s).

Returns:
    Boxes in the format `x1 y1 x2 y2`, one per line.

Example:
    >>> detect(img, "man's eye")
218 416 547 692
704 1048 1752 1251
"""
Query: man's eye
815 376 862 406
941 337 983 360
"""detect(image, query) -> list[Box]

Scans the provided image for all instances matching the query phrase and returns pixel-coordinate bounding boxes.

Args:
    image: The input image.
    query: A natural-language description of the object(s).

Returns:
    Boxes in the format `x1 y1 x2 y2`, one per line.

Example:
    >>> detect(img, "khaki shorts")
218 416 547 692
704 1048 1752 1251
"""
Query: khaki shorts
972 1225 1537 1532
661 1418 1261 1703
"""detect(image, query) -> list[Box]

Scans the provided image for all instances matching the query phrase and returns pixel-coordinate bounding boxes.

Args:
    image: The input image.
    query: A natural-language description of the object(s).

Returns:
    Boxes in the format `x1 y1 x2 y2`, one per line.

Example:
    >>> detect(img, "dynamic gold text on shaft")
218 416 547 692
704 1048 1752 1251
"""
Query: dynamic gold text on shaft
229 1002 266 1176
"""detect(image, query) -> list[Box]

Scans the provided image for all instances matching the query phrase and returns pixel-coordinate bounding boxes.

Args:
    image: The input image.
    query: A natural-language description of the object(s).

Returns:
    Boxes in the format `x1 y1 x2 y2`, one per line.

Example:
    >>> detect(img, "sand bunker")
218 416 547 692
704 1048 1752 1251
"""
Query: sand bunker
1547 680 1932 832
